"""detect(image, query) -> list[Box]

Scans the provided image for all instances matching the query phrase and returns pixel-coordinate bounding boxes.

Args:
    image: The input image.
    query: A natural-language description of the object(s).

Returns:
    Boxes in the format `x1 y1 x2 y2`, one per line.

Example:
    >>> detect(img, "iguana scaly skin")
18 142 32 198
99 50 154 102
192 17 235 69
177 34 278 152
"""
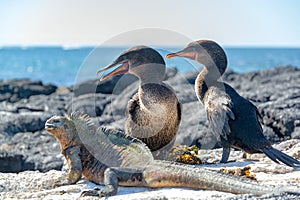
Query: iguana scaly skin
45 112 294 197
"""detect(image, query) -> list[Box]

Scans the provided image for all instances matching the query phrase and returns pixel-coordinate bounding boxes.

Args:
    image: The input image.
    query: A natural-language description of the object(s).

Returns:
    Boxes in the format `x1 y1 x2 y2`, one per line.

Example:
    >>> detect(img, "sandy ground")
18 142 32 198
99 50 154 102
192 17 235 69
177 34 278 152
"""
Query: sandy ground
1 139 299 200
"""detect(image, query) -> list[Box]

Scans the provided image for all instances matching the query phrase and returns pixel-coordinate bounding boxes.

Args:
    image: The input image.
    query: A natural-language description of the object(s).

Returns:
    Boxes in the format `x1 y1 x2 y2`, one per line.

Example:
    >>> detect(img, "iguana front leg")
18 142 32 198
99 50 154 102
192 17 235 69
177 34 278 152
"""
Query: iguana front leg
54 146 82 187
81 167 145 197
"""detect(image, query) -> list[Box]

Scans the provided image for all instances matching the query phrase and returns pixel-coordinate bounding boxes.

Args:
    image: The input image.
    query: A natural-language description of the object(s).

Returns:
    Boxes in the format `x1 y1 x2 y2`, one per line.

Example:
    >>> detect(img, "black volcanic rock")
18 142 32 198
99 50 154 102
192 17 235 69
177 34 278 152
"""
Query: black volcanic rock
0 112 50 136
0 88 71 136
0 131 62 173
72 74 137 96
0 66 300 173
0 79 57 103
67 93 112 117
0 152 34 173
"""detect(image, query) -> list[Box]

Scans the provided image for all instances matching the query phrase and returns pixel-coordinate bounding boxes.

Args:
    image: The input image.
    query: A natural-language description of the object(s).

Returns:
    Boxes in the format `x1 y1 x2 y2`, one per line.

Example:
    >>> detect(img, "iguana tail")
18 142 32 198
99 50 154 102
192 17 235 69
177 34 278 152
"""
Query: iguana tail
143 160 297 196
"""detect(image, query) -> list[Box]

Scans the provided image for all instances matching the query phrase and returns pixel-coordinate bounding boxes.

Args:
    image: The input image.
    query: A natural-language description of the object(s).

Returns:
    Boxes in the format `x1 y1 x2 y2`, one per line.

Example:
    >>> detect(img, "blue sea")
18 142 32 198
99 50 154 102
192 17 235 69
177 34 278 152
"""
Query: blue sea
0 46 300 87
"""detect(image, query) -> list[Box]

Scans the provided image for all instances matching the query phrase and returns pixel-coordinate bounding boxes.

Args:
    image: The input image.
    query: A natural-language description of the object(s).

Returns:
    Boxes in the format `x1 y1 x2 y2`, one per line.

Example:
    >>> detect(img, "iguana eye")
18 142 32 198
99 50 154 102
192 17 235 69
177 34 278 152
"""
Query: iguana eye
64 124 69 130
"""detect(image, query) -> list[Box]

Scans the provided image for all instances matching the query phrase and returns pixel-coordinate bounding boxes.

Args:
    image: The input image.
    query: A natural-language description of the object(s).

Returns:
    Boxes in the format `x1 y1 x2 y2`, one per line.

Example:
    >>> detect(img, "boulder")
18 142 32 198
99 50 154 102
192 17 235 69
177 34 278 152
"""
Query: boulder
0 79 57 103
0 88 72 136
0 131 62 173
0 111 50 136
72 74 137 96
67 93 112 117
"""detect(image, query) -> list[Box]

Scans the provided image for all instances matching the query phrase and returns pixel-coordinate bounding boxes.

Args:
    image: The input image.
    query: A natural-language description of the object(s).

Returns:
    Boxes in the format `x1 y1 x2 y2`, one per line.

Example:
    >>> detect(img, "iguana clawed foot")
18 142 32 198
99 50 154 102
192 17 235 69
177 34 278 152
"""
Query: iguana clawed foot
53 181 69 188
80 186 117 197
52 175 70 188
80 188 101 197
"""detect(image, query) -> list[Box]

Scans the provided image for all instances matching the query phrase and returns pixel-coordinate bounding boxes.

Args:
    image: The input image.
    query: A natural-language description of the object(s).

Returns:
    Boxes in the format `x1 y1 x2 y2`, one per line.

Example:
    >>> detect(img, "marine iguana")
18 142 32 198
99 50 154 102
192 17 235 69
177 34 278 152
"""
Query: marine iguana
45 112 296 197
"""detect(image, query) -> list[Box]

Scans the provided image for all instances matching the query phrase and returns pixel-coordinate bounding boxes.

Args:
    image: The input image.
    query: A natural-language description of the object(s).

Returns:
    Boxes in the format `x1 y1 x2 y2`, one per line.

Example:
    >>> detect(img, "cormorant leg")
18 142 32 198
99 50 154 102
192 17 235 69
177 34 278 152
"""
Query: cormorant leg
220 147 230 163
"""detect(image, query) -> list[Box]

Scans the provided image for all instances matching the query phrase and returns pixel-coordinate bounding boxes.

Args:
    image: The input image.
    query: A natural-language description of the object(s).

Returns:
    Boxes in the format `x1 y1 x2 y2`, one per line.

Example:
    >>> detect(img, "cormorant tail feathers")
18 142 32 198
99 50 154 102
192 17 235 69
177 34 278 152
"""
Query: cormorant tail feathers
261 147 300 168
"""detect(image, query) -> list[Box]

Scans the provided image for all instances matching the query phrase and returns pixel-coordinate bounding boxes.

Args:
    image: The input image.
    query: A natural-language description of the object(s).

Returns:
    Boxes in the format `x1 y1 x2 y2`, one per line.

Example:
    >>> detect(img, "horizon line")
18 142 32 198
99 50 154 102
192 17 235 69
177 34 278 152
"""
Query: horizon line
1 44 300 49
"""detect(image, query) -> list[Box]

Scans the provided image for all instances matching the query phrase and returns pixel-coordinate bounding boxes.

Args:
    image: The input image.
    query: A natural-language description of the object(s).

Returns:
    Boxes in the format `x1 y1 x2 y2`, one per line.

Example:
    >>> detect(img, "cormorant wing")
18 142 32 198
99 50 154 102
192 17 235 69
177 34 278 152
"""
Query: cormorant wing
246 100 264 132
254 104 264 131
177 101 182 124
205 87 235 142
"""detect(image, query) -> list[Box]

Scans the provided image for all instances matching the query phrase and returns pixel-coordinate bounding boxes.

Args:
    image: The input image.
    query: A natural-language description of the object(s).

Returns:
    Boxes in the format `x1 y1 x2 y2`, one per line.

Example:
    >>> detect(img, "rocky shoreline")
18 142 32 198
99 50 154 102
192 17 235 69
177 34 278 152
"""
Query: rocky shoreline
0 66 300 199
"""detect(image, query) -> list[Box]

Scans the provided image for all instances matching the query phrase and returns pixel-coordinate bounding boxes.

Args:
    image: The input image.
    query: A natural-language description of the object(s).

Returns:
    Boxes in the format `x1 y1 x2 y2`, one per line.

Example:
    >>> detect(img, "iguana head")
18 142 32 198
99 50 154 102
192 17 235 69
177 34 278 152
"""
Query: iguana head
45 113 83 150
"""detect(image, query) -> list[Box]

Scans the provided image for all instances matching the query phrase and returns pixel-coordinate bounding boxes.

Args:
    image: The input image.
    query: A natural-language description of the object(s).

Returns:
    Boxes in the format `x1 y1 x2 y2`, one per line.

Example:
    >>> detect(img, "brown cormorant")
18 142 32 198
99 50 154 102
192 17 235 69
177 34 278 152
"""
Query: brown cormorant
97 46 182 159
166 40 300 167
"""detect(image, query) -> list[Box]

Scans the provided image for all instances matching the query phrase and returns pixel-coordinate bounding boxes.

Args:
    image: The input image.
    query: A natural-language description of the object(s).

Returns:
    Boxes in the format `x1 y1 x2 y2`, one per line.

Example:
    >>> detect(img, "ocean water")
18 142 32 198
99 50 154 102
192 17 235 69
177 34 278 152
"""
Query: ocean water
0 46 299 87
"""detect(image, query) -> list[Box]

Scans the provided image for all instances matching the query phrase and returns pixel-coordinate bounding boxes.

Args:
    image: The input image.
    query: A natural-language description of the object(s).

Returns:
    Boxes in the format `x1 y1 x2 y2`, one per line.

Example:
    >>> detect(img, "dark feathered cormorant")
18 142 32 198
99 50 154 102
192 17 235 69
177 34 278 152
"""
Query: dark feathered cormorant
97 46 182 159
166 40 300 167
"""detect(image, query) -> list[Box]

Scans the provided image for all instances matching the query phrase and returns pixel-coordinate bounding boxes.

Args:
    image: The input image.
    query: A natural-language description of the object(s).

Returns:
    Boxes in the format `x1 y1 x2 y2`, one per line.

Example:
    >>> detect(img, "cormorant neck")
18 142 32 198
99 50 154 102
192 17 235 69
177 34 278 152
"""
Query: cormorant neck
133 63 165 84
138 75 164 84
138 81 169 113
138 82 162 112
198 59 226 82
133 63 166 111
195 68 209 103
194 59 227 103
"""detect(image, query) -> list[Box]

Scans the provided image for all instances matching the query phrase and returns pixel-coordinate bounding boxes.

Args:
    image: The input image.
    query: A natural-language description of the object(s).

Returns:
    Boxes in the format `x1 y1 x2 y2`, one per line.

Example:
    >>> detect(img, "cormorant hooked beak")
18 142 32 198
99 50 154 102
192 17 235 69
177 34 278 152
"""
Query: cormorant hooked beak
165 48 197 60
96 59 129 81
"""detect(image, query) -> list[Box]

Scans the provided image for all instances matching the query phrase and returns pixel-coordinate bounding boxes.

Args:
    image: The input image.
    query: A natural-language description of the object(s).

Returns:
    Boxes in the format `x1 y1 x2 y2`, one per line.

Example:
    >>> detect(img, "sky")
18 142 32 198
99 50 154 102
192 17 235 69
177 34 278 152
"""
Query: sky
1 0 300 47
